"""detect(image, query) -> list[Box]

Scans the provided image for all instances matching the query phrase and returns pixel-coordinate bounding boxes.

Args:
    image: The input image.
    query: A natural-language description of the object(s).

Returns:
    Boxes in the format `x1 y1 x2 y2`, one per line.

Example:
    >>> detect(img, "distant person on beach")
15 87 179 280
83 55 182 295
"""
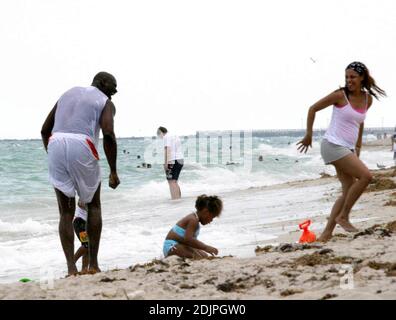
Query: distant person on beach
157 126 184 200
297 62 386 242
73 201 89 272
41 72 120 275
163 195 222 259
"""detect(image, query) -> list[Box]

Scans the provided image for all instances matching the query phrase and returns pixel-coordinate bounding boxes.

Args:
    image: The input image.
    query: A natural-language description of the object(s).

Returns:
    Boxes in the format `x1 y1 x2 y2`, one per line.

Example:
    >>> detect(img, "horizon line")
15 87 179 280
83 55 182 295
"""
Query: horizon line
1 127 394 141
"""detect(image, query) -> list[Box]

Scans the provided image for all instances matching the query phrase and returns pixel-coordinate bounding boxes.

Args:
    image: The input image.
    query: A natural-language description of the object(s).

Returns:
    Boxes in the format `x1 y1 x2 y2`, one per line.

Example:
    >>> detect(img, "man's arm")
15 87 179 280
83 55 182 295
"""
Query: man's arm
100 100 120 189
41 103 57 152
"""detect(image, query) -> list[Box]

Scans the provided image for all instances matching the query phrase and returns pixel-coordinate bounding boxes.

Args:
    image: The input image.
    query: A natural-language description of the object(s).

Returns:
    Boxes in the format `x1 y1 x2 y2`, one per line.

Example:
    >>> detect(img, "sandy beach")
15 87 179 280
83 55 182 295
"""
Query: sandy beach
2 0 396 304
1 164 395 300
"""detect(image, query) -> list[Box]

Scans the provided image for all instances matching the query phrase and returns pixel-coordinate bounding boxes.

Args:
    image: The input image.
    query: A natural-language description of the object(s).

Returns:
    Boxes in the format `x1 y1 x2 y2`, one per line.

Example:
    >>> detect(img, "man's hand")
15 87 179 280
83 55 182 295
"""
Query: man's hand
109 172 120 189
163 164 168 172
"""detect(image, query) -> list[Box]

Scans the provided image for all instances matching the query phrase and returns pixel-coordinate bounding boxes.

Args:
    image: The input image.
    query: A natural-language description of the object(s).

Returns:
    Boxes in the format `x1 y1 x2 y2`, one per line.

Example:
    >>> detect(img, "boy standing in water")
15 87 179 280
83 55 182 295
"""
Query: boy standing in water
73 201 89 272
157 126 184 200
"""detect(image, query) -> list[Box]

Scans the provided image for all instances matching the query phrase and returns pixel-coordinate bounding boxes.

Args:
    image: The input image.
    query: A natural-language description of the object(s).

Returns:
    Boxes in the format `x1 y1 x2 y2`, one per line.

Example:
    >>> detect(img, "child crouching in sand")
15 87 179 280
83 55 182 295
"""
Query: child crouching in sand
163 195 222 259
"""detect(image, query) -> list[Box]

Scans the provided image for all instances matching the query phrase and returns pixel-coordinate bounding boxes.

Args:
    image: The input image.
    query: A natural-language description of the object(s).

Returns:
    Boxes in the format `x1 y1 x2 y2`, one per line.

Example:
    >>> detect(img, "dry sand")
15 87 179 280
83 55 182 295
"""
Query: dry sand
1 168 395 300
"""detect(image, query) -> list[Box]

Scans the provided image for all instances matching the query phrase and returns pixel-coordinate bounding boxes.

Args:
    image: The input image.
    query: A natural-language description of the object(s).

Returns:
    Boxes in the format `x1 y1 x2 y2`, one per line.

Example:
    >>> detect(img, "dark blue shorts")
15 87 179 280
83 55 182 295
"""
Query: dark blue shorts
166 160 183 181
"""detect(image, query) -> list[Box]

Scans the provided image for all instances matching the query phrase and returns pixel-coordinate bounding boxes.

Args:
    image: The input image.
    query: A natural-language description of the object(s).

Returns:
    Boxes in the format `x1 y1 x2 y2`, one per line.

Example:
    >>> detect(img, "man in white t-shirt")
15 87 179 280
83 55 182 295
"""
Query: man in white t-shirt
157 126 184 199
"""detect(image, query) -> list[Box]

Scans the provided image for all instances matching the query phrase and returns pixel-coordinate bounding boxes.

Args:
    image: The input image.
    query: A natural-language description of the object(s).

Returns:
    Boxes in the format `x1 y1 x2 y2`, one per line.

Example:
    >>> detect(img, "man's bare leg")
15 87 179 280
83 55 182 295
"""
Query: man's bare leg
167 180 179 200
55 189 78 276
176 181 181 198
168 180 181 200
87 184 102 273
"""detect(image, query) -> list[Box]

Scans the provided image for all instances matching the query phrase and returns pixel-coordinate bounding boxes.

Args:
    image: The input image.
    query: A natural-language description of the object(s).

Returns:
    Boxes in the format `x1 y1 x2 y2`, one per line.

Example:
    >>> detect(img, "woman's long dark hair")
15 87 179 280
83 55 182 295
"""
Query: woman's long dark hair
344 62 386 100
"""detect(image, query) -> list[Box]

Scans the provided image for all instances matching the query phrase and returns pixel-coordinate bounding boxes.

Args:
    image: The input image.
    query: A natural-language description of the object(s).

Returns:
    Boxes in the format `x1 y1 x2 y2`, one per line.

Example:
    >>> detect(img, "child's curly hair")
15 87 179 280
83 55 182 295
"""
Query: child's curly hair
195 195 223 217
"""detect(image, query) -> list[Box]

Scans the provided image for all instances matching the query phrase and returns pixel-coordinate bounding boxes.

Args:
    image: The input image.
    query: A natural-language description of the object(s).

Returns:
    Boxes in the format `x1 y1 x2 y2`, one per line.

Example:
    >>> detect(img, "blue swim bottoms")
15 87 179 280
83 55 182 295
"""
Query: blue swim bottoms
163 239 178 257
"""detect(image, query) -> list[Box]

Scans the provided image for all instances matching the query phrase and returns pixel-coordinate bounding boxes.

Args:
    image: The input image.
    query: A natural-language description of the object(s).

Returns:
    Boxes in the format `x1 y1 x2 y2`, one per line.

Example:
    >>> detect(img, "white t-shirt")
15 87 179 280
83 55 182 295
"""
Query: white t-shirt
163 134 184 161
74 206 88 221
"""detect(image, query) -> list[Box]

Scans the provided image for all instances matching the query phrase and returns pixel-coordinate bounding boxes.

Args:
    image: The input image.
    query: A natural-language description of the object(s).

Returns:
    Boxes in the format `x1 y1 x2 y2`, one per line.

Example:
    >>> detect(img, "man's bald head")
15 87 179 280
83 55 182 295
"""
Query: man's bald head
92 72 117 99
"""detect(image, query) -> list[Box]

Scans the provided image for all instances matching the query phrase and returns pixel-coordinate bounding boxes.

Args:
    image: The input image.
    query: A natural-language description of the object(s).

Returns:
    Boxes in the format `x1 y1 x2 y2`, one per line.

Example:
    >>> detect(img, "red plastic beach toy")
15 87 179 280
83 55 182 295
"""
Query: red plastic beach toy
299 220 316 243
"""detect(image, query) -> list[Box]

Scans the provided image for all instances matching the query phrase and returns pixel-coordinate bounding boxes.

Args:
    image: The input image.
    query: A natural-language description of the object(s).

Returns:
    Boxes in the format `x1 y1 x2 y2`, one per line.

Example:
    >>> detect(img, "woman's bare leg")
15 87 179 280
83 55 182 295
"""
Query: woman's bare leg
332 154 372 232
318 167 354 242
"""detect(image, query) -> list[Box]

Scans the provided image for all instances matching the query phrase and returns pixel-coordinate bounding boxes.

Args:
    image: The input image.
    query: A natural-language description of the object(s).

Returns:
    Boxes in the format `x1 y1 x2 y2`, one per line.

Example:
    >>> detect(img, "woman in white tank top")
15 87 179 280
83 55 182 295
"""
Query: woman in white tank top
297 62 386 242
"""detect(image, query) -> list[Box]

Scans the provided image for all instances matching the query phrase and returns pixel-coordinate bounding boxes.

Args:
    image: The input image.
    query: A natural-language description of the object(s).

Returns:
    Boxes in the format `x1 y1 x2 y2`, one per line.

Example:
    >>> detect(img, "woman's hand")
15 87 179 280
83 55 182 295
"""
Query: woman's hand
297 134 312 154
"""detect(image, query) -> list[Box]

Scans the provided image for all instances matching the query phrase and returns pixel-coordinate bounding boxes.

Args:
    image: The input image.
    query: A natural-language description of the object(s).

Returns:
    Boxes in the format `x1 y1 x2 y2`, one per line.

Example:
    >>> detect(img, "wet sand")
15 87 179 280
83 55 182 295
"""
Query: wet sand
1 167 395 300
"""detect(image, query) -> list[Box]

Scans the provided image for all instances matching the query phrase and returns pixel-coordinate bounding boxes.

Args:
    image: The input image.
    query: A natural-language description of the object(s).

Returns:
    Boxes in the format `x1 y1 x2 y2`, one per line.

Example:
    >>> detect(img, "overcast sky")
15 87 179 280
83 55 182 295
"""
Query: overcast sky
0 0 395 139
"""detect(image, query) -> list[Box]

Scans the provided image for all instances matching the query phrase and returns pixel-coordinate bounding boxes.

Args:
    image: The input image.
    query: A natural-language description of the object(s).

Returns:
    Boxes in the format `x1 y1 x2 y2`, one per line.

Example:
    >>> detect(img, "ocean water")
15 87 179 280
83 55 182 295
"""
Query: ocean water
0 134 394 283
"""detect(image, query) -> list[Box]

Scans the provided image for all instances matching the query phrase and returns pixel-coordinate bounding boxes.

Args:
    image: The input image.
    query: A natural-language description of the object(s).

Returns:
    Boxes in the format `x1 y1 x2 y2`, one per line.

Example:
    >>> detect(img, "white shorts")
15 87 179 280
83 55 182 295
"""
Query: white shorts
48 132 101 203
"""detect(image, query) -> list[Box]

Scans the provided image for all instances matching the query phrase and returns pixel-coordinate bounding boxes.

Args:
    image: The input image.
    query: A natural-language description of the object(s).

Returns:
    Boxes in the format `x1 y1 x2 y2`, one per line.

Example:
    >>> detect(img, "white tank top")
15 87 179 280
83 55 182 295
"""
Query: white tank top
52 86 108 147
324 91 368 149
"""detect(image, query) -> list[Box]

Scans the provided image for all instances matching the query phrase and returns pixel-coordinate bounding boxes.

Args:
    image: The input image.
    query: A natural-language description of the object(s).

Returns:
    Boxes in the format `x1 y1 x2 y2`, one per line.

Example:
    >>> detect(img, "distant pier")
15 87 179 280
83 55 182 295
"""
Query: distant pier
197 127 395 138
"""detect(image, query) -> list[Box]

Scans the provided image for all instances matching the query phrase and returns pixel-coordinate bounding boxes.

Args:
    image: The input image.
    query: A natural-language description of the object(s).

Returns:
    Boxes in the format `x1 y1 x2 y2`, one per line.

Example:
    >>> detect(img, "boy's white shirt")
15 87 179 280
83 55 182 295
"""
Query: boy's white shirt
163 134 184 161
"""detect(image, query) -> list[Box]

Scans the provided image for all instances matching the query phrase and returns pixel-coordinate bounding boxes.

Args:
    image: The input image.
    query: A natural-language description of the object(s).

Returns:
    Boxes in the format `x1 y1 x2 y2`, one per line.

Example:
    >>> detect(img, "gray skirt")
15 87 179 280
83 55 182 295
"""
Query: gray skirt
320 139 354 165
